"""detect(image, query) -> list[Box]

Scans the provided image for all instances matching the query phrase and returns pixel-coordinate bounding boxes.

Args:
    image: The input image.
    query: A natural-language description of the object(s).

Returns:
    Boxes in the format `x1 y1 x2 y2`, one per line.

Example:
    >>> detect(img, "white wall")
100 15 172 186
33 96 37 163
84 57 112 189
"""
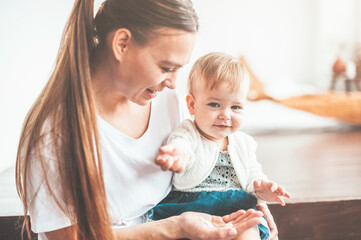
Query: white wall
0 0 106 173
0 0 358 173
314 0 361 89
0 0 73 173
179 0 317 97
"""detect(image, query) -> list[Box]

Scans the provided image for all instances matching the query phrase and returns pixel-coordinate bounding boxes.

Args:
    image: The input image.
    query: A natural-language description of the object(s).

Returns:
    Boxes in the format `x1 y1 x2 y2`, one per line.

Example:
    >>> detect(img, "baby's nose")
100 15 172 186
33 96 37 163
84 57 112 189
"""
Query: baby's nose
219 110 231 120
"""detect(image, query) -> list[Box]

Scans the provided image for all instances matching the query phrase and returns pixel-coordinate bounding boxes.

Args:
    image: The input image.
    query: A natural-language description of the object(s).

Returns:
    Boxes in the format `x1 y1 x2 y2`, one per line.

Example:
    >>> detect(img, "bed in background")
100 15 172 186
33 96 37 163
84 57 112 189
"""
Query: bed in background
241 100 360 136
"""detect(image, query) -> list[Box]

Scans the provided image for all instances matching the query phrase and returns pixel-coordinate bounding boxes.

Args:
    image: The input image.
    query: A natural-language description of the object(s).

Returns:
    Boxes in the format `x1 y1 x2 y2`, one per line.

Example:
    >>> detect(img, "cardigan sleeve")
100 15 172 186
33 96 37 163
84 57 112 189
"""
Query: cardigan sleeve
166 119 198 171
243 135 269 193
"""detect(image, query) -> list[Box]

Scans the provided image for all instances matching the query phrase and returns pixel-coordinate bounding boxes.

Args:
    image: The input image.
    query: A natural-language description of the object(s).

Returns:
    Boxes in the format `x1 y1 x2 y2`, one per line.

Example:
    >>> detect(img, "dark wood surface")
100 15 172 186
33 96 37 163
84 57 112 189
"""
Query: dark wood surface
0 216 37 240
254 129 361 203
269 199 361 240
255 128 361 239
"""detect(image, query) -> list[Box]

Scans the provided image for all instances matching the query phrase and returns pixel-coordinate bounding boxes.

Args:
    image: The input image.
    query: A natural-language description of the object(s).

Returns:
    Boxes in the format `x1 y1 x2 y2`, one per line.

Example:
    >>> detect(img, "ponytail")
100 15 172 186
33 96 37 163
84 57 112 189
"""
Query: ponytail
16 0 113 239
61 1 113 239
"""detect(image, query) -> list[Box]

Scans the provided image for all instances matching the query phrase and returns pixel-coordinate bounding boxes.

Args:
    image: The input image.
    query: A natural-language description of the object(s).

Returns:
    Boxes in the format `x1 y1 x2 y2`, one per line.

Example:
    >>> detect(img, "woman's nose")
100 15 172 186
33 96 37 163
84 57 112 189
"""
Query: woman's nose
162 78 176 89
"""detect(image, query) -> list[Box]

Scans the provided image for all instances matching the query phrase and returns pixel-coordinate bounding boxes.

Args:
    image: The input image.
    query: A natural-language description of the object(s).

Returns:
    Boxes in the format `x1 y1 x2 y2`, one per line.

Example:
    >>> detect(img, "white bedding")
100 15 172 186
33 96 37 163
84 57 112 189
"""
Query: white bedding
241 100 358 135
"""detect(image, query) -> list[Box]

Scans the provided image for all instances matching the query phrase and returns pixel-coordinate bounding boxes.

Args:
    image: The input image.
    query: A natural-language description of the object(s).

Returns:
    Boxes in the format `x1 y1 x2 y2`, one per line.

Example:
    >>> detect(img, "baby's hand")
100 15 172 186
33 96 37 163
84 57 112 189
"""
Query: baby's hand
155 143 187 173
253 180 291 206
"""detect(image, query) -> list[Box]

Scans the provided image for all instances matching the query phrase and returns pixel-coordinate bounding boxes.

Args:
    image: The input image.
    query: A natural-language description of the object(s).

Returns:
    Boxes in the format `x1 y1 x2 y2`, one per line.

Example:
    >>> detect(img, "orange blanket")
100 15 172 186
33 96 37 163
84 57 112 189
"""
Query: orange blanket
240 57 361 125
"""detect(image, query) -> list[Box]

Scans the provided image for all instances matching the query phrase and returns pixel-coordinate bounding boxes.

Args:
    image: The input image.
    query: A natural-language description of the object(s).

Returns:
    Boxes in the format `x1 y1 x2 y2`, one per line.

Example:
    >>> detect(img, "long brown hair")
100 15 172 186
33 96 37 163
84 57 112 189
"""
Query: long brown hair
16 0 198 239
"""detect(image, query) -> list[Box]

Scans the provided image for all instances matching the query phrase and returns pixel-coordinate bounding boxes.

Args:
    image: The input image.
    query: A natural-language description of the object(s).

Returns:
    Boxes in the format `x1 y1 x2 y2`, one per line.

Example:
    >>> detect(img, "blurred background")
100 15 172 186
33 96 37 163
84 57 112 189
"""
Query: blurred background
1 0 361 173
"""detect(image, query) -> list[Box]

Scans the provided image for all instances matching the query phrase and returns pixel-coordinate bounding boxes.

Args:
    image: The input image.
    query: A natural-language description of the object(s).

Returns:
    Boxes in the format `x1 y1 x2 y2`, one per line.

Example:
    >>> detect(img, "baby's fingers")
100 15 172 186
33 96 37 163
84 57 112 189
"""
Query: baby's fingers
155 154 169 164
170 157 185 173
253 180 262 190
155 155 174 171
275 196 286 206
284 191 291 198
270 182 278 192
154 155 165 166
161 157 175 171
159 144 176 155
276 186 291 199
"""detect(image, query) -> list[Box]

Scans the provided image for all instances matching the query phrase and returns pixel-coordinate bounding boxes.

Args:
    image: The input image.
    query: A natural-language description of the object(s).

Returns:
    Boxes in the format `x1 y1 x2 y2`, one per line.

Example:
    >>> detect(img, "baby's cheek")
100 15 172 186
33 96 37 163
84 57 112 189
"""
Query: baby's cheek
232 117 243 130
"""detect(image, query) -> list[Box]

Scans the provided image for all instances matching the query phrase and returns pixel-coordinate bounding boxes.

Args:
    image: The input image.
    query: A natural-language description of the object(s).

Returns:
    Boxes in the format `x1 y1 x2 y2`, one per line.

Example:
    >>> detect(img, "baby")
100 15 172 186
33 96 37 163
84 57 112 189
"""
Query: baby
150 52 290 240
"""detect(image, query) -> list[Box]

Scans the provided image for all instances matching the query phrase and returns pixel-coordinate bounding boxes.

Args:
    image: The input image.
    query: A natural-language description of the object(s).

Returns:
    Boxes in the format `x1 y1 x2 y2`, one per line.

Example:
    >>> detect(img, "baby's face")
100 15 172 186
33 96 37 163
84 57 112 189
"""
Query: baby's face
189 84 247 145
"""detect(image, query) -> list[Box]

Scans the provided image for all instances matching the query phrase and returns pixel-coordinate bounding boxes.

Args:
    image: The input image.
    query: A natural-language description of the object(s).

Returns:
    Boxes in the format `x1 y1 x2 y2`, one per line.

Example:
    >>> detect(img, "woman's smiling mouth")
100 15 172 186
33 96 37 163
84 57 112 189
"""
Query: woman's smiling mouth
146 88 158 98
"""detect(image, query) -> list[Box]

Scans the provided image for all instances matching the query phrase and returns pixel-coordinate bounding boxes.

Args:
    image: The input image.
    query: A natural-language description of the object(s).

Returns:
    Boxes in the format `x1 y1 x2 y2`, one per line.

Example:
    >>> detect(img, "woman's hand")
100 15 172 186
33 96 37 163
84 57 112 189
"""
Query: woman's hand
177 209 263 240
257 202 279 240
254 180 291 206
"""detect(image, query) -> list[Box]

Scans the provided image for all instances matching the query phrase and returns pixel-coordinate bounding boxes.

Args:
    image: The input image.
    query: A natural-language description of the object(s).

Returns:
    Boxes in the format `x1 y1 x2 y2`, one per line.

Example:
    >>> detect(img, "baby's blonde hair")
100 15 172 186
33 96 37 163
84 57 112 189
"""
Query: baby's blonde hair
188 52 250 96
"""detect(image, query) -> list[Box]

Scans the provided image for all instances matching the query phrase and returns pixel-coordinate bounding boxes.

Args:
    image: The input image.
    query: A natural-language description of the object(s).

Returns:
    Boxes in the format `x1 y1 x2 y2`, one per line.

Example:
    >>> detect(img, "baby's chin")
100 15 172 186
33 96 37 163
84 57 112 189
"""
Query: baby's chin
204 132 229 142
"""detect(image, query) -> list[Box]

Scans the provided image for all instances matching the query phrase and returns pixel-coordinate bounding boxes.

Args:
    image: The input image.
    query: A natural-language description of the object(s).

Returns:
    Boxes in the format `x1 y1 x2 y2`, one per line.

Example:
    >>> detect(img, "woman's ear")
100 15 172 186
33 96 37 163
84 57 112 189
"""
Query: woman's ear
112 28 132 61
186 94 195 115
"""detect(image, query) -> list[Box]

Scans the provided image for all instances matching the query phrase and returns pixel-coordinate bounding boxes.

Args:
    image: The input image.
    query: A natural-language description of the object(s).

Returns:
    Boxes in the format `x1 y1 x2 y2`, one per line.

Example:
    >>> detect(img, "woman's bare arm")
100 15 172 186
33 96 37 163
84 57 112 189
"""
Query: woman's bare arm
44 220 178 240
113 210 263 240
113 217 180 240
45 210 263 240
45 226 76 240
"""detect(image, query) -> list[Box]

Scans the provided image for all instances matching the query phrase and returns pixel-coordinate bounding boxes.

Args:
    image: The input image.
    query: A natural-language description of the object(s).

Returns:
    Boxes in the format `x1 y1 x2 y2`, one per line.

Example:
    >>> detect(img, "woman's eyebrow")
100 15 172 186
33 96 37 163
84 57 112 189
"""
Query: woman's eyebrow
159 60 183 68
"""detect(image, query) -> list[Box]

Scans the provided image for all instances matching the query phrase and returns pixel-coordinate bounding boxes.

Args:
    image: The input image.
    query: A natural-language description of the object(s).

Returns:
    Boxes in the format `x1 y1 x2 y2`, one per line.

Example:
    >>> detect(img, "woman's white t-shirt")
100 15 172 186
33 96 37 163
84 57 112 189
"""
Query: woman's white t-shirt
27 89 185 239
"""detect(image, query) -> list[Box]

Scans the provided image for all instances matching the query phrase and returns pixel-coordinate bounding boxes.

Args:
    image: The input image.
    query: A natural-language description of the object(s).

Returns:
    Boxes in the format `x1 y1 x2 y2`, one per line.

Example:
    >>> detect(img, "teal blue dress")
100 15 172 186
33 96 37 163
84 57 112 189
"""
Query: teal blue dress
148 151 270 240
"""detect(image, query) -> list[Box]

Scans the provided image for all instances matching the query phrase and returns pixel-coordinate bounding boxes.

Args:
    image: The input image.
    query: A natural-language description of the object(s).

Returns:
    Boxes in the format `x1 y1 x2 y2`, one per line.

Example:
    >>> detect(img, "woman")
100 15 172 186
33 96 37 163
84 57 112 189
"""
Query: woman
16 0 277 239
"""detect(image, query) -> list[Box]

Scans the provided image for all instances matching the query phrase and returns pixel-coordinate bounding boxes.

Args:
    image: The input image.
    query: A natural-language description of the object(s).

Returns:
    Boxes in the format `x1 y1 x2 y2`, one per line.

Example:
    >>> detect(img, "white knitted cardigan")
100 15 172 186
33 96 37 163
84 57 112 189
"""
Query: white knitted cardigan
168 119 268 194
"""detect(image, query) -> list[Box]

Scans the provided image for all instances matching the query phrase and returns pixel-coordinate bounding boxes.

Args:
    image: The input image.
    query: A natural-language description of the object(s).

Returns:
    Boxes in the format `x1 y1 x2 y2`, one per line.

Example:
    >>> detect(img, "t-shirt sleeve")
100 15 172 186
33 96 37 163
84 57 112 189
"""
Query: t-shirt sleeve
24 134 73 233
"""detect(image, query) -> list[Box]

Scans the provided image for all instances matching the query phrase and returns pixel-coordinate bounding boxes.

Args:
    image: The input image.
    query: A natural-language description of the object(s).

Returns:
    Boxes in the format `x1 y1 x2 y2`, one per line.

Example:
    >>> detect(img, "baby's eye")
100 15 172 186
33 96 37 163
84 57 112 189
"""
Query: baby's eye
231 105 243 110
161 67 176 73
207 102 220 108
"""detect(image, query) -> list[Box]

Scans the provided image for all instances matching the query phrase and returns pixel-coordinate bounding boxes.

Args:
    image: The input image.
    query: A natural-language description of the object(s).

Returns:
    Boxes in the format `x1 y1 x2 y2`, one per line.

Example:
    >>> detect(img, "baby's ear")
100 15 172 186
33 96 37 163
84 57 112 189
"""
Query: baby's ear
186 94 195 115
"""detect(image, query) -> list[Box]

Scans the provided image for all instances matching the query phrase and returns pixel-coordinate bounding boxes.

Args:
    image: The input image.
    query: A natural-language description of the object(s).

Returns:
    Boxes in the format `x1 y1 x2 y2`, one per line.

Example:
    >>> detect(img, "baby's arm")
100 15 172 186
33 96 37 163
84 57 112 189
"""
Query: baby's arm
155 120 197 173
253 180 291 206
155 142 191 173
240 134 291 206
